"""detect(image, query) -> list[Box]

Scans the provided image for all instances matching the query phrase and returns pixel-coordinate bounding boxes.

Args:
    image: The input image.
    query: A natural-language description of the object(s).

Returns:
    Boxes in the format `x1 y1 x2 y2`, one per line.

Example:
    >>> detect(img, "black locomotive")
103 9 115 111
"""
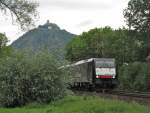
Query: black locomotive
61 58 118 89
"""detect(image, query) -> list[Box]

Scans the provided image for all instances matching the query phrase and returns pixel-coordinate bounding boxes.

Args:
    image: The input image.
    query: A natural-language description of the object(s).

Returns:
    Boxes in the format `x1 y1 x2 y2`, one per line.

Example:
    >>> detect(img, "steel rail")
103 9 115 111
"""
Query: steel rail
108 90 150 98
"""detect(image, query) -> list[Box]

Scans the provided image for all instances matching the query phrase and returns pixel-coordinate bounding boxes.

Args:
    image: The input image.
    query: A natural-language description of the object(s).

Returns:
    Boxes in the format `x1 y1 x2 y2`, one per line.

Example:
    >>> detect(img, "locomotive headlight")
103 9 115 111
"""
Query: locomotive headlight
96 76 99 78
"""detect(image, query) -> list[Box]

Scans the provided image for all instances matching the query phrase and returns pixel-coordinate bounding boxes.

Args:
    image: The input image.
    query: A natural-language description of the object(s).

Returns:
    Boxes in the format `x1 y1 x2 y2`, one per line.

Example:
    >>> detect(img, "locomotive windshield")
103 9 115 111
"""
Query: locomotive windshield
95 61 115 68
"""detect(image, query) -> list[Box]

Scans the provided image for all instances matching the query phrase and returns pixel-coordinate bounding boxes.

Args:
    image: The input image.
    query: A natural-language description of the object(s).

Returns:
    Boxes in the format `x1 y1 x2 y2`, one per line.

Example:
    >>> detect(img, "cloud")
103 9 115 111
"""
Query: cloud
0 0 130 43
38 0 113 11
77 20 93 27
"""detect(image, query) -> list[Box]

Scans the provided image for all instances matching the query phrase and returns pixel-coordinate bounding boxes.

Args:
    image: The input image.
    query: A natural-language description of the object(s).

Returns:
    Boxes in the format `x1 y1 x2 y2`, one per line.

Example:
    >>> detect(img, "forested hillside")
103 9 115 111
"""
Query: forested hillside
11 21 75 56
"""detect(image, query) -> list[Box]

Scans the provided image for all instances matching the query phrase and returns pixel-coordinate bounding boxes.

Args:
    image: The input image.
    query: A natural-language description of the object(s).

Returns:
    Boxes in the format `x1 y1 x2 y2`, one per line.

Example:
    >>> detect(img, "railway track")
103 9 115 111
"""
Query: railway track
73 89 150 106
107 90 150 98
74 89 150 99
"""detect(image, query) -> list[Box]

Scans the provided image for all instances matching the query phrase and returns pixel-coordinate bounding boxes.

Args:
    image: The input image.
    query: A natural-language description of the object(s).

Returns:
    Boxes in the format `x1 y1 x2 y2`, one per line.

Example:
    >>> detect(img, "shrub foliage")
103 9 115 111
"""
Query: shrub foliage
0 52 66 107
119 62 150 91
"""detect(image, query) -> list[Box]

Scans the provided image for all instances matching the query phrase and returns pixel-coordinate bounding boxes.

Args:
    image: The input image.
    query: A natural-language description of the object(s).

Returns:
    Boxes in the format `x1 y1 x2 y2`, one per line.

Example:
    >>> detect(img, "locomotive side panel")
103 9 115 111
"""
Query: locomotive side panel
71 61 93 84
86 61 94 83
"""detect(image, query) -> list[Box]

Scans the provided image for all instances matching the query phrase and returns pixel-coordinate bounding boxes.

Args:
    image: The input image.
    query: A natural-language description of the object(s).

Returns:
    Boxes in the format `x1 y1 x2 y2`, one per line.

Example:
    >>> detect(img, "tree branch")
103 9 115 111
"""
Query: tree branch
0 1 22 23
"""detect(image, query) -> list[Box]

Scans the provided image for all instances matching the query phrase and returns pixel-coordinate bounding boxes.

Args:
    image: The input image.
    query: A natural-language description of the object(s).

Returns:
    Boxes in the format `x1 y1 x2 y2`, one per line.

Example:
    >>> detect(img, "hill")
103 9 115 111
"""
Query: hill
11 21 76 56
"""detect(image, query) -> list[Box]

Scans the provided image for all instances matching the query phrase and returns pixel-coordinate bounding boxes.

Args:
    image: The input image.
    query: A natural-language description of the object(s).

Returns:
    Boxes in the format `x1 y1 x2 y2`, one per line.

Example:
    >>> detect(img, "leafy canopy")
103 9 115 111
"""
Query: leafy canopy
124 0 150 60
65 27 140 65
0 33 7 47
124 0 150 33
0 33 12 57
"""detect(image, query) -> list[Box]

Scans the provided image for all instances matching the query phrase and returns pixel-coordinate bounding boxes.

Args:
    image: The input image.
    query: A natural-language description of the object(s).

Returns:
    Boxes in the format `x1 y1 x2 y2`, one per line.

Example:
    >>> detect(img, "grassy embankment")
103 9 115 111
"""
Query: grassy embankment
0 96 149 113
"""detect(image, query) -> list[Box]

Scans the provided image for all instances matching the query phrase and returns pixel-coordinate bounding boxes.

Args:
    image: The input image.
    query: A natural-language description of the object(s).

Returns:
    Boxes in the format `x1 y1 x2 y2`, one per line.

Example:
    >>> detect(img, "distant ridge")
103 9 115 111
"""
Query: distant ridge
11 20 76 56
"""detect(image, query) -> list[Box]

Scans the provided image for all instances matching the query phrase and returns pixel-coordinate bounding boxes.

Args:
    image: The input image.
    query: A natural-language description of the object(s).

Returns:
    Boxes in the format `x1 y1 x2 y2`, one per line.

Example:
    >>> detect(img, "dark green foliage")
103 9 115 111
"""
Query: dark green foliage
116 0 150 91
0 33 7 47
124 0 150 61
119 62 150 91
66 27 140 65
124 0 150 32
0 33 12 58
0 52 67 107
11 22 75 58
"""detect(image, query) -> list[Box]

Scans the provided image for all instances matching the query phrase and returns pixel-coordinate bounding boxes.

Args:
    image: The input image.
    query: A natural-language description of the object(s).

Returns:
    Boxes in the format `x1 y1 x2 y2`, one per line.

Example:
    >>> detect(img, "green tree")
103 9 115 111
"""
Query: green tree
124 0 150 60
0 0 38 30
119 62 150 91
124 0 150 32
0 33 7 48
65 27 140 65
0 33 12 58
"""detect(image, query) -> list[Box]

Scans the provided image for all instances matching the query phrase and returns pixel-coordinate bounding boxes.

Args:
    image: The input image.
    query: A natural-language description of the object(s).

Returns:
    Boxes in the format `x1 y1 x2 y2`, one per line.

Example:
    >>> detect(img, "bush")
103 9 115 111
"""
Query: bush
0 52 67 107
119 62 150 91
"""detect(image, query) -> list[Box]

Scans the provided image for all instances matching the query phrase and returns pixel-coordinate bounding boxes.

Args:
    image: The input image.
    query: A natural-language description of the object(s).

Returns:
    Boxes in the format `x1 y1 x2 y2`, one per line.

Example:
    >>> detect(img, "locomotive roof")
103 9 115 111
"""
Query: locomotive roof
59 58 93 69
93 58 115 62
59 58 115 69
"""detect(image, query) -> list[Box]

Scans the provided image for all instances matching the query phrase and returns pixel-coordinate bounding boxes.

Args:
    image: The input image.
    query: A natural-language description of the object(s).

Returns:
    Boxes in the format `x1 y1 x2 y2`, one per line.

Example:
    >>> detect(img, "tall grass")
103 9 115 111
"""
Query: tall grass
0 96 149 113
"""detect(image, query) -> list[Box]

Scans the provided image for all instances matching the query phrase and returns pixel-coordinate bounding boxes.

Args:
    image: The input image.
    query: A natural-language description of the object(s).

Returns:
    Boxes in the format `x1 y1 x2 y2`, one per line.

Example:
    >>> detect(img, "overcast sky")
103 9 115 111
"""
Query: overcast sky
0 0 129 43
